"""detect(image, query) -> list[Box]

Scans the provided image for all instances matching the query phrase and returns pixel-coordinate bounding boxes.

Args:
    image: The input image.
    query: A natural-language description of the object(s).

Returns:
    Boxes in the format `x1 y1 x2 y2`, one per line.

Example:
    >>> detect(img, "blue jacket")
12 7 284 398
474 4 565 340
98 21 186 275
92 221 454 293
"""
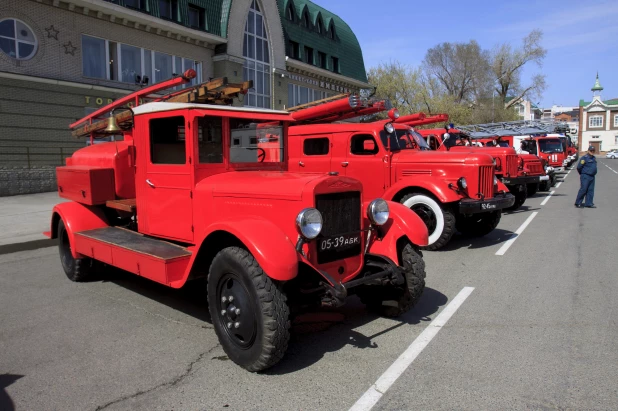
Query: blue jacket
577 153 597 176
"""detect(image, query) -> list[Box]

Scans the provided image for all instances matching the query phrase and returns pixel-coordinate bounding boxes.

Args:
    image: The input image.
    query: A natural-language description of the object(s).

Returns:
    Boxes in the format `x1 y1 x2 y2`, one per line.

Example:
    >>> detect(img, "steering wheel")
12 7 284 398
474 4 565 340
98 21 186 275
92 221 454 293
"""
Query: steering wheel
257 148 266 162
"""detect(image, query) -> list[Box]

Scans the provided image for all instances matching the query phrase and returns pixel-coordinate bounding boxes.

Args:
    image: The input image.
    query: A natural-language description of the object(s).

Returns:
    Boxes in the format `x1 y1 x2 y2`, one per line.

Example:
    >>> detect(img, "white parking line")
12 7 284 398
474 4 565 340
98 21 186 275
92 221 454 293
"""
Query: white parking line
349 287 475 411
604 163 618 174
495 212 538 256
555 182 562 188
540 191 555 206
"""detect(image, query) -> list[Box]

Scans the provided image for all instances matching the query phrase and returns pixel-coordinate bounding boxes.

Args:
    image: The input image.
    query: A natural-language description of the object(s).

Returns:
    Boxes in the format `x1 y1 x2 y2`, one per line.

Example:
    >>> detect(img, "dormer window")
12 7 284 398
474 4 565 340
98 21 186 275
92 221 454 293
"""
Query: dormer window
317 18 324 34
327 23 335 39
286 2 295 21
301 10 310 28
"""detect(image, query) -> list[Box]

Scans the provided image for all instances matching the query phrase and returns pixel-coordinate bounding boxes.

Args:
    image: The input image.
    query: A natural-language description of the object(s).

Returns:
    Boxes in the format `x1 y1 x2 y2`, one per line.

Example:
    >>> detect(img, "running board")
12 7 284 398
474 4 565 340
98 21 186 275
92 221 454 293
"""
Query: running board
74 227 191 286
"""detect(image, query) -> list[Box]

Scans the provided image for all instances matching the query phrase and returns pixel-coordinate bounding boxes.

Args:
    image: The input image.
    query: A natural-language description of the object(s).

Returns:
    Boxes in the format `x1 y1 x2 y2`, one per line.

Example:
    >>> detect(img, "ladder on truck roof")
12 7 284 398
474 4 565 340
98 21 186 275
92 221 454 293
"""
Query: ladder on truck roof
287 94 391 124
70 69 253 139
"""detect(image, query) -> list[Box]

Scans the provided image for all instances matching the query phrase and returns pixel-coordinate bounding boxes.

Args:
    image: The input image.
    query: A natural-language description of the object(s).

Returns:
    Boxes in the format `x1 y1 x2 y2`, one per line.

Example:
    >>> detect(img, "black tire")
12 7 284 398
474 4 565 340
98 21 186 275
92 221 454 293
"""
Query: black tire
456 210 501 237
58 219 95 282
361 243 426 318
539 179 551 191
550 174 558 187
527 183 539 196
505 185 526 211
207 247 290 372
400 192 455 251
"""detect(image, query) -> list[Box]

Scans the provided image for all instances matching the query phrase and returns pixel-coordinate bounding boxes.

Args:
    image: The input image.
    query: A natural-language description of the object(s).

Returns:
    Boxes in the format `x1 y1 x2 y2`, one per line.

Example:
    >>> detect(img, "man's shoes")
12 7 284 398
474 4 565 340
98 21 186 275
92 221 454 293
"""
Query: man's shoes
585 205 597 208
574 204 583 208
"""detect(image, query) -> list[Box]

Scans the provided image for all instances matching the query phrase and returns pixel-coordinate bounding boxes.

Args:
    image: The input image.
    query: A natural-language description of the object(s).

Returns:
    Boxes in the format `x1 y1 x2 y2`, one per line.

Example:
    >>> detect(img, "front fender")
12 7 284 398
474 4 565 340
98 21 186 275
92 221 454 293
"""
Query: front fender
198 218 299 282
50 202 109 258
366 201 429 264
384 176 462 204
496 179 509 193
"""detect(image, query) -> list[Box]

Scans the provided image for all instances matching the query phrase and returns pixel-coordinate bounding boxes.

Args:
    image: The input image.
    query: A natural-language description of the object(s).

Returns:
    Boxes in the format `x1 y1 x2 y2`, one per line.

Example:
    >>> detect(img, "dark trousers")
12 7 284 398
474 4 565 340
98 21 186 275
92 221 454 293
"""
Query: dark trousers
575 174 595 206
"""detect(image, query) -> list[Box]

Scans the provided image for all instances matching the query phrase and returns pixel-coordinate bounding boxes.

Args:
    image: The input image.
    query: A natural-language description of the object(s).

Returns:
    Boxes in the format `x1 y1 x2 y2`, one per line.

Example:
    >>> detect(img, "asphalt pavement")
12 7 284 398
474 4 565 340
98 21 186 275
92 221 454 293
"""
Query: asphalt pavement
1 160 617 411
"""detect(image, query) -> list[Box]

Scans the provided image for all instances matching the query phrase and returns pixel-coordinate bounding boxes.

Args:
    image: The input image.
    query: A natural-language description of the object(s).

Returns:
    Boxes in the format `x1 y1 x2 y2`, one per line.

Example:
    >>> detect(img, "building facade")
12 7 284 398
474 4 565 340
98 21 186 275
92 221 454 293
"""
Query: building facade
0 0 369 195
513 99 542 121
578 74 618 153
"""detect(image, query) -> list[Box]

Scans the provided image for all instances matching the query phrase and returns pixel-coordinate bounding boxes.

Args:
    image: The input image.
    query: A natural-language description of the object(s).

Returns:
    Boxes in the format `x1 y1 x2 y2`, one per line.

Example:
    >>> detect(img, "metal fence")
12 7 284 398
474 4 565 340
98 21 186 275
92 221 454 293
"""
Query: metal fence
0 146 81 168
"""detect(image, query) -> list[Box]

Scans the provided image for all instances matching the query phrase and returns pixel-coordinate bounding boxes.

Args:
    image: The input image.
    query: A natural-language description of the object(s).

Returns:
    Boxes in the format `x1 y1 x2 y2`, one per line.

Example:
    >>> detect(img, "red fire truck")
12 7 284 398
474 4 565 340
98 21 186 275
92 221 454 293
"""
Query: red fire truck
287 97 515 251
45 72 430 372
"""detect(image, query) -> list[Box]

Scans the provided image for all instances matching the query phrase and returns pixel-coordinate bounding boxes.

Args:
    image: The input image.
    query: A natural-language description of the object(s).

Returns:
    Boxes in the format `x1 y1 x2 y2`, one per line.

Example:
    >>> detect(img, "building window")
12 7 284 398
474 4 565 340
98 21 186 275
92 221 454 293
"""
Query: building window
331 56 339 73
615 136 618 145
159 0 178 21
317 51 326 69
304 46 313 65
81 34 201 86
301 10 310 28
317 18 324 34
327 23 335 39
124 0 146 10
614 115 618 127
188 5 206 30
0 18 38 60
288 83 329 107
289 40 300 59
286 2 295 21
589 115 603 128
243 0 271 108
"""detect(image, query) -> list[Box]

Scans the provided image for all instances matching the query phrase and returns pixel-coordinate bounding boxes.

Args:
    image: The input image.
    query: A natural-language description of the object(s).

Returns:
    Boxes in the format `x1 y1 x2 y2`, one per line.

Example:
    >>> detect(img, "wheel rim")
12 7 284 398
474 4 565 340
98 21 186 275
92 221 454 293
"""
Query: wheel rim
59 229 74 273
216 273 257 349
411 204 438 235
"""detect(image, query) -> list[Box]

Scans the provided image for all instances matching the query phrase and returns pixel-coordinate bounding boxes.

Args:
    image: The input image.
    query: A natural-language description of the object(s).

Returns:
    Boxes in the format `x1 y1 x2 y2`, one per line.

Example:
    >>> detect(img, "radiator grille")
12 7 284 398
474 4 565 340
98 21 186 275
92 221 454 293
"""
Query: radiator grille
315 191 361 264
478 166 494 199
527 162 543 174
505 155 518 177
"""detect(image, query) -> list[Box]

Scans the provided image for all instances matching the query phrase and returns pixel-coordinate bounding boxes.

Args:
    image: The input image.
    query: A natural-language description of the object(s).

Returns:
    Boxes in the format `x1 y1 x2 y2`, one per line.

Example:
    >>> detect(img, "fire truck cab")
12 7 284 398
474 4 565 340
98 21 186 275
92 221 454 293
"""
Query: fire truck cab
46 75 430 372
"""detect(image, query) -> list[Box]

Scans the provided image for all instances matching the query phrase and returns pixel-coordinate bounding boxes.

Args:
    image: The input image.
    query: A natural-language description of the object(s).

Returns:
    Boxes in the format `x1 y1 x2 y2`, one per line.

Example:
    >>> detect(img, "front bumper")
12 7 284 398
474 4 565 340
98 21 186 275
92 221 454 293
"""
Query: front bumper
540 175 550 181
458 193 515 214
502 175 541 185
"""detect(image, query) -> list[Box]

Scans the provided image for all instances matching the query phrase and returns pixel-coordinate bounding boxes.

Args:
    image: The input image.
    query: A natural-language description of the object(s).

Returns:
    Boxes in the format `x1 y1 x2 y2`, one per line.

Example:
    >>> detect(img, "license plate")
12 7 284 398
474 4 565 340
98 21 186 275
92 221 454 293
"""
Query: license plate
319 234 361 251
481 202 497 210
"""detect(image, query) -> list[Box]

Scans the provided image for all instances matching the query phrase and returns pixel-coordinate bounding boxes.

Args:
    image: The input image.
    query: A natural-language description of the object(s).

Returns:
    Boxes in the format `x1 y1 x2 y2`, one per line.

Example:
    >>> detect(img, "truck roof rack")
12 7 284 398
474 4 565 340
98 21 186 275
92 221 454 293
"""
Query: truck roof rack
287 94 391 124
70 70 253 139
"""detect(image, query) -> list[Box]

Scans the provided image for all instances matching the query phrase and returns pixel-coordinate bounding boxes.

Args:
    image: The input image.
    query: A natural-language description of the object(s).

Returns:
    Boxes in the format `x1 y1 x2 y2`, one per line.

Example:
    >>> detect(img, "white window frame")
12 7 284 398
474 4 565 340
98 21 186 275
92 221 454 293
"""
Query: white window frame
589 115 603 128
242 0 271 108
0 18 38 60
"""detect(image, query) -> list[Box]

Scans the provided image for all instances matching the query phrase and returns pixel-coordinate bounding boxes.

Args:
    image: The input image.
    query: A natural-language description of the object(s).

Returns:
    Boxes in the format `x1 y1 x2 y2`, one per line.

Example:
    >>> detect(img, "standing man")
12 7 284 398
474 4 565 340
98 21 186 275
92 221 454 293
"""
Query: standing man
575 146 597 208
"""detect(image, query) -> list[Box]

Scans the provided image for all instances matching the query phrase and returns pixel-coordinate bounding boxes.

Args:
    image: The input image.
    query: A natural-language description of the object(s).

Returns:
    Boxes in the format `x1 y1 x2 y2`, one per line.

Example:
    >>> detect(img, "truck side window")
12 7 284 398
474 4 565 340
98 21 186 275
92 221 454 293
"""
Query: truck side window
427 135 438 150
350 134 379 155
303 138 329 155
150 116 186 164
198 116 223 164
229 118 284 163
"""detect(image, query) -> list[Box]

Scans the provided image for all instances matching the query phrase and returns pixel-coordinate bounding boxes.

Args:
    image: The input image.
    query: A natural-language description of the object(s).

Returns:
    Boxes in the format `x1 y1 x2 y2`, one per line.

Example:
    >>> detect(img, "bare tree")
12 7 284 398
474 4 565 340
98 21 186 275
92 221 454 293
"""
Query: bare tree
367 61 425 115
492 30 547 108
423 41 492 104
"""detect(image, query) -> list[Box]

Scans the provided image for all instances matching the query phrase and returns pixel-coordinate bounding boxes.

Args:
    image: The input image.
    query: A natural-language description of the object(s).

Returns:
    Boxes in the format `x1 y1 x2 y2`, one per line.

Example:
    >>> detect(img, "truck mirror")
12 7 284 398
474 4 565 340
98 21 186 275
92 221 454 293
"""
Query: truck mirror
363 140 376 152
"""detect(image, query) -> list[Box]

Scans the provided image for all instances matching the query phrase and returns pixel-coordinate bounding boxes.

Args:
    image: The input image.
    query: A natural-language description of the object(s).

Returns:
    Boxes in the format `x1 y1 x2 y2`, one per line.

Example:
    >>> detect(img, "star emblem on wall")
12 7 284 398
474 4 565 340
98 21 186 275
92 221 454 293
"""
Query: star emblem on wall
45 25 59 40
63 41 77 56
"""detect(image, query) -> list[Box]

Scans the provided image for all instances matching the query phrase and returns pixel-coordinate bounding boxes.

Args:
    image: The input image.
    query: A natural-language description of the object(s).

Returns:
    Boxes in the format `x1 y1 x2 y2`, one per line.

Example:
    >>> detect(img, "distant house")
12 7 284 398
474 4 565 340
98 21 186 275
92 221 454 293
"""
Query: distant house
510 99 542 120
578 73 618 153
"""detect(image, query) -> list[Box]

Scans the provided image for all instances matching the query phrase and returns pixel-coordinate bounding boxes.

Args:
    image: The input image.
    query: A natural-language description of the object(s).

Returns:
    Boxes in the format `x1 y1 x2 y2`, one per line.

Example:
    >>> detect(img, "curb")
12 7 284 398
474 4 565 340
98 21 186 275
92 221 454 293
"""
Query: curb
0 239 55 256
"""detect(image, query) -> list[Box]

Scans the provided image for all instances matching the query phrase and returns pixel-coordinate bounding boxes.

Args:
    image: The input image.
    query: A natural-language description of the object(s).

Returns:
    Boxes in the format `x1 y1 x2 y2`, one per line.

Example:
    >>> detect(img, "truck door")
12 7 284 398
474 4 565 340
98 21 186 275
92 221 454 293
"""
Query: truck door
339 133 387 200
295 136 333 173
143 115 194 242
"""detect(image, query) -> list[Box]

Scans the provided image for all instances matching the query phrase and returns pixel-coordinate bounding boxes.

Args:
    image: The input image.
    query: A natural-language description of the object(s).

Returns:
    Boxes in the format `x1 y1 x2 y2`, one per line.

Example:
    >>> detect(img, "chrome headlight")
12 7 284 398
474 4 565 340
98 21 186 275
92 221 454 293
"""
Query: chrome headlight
457 177 467 190
295 208 323 240
384 122 395 134
367 199 390 226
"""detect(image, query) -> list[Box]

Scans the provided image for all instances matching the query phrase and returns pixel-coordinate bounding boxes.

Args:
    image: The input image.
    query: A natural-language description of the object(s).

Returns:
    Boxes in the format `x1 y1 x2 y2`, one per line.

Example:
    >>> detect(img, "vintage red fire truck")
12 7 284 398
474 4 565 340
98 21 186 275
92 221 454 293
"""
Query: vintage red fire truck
45 72 430 372
287 97 515 251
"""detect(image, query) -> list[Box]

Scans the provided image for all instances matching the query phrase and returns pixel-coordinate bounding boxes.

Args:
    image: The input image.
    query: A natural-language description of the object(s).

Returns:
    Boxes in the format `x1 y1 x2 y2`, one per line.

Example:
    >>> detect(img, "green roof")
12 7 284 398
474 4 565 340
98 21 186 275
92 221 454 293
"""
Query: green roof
277 0 368 83
591 73 603 91
580 98 618 107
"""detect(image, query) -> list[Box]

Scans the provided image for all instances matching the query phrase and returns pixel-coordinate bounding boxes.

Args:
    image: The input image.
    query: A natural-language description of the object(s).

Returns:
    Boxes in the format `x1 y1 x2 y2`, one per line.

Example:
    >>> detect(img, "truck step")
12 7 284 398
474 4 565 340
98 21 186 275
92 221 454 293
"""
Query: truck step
74 227 191 286
106 198 137 213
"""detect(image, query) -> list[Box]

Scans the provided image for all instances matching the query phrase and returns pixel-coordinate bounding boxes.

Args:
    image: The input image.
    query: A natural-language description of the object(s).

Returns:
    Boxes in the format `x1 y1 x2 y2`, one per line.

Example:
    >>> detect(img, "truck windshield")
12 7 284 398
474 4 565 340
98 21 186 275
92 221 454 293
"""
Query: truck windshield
379 129 430 151
229 119 284 164
538 139 563 154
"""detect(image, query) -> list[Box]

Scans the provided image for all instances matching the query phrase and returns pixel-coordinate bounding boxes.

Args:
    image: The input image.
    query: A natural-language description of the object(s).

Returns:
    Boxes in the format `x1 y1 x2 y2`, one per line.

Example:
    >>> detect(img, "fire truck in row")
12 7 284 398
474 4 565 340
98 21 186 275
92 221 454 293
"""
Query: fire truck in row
46 73 433 372
287 98 515 251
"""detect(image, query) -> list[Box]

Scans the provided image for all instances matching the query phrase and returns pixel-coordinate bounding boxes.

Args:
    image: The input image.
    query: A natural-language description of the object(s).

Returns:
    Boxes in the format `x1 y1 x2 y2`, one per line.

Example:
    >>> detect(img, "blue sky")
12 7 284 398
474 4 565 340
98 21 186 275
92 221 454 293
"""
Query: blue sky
313 0 618 108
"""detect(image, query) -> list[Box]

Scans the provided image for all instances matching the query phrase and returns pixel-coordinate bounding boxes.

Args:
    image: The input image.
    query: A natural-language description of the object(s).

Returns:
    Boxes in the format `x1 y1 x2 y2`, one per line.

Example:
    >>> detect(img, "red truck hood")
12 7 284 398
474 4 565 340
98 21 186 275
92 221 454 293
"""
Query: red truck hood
392 149 494 166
